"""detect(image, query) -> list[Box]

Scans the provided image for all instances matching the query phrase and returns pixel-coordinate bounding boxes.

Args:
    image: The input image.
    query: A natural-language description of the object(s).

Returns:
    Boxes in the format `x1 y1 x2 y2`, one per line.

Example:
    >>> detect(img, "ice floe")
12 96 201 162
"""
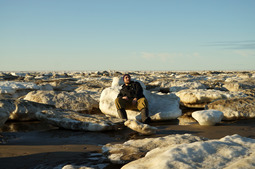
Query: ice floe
121 134 255 169
36 109 123 131
207 96 255 120
124 119 157 135
102 133 206 164
176 89 247 108
24 90 98 112
192 109 223 125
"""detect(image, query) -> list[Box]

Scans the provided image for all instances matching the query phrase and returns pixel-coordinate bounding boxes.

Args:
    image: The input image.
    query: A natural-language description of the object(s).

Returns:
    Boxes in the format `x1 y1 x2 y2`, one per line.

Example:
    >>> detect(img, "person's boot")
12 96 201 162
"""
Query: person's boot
140 108 151 124
117 108 128 120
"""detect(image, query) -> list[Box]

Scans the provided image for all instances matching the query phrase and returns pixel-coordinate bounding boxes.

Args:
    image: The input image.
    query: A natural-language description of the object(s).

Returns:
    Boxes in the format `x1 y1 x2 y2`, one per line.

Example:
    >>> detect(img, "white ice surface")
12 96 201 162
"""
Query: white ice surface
122 134 255 169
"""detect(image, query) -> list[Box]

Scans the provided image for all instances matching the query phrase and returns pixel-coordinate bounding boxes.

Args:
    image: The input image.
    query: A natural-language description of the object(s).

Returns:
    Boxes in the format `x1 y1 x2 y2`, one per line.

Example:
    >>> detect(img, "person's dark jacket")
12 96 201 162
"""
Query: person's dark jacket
117 81 145 100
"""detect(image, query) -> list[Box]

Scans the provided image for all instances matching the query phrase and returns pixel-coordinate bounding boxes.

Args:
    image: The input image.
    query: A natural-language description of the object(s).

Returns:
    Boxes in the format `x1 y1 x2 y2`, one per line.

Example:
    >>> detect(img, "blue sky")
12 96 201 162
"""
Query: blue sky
1 0 255 71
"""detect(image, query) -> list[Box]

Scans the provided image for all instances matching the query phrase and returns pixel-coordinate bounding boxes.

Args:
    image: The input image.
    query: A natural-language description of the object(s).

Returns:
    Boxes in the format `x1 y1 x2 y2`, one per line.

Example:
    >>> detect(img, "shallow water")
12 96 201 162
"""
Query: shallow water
1 117 255 169
0 121 128 169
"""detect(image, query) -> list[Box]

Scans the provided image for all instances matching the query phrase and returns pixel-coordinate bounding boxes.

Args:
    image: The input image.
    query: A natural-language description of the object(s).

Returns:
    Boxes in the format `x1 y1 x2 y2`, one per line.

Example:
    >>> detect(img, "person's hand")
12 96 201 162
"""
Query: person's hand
122 96 129 100
132 98 137 106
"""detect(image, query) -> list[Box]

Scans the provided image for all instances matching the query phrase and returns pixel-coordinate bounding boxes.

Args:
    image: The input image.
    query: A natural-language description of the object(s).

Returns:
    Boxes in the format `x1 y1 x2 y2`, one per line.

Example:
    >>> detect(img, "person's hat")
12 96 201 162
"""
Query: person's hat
123 74 130 79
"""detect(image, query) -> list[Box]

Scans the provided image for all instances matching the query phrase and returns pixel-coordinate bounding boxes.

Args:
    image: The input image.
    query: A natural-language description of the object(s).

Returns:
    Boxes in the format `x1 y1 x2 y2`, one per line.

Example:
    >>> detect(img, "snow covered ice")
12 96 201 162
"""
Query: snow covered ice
1 70 255 169
192 109 223 126
121 134 255 169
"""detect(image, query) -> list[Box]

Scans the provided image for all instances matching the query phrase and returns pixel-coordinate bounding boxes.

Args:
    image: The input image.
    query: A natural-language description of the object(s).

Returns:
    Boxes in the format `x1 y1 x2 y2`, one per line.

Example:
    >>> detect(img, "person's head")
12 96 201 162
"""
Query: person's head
123 74 131 85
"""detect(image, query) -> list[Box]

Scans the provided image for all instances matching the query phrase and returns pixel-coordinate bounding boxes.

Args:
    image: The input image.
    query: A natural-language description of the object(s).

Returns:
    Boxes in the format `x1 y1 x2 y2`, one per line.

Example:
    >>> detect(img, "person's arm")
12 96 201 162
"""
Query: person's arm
117 85 128 100
134 82 144 99
117 89 124 98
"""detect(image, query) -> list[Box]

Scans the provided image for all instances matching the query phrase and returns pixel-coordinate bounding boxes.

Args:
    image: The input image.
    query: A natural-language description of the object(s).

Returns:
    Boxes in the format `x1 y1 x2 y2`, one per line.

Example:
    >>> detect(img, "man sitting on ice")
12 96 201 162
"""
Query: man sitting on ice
115 74 151 124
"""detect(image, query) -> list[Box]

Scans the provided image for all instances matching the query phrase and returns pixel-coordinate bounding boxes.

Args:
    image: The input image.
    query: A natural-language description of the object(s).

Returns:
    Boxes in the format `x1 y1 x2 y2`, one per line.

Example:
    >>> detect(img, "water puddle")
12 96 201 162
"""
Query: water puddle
0 121 57 132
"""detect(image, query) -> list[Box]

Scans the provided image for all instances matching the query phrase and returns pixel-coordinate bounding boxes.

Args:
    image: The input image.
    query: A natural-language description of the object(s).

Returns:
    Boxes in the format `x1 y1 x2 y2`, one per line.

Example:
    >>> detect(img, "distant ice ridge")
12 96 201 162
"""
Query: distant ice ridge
0 81 40 94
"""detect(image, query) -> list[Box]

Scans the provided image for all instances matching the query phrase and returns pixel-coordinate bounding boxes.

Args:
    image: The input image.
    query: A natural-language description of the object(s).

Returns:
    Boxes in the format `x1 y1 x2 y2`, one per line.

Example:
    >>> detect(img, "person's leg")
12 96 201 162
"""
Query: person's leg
115 97 127 110
115 98 128 120
137 97 151 123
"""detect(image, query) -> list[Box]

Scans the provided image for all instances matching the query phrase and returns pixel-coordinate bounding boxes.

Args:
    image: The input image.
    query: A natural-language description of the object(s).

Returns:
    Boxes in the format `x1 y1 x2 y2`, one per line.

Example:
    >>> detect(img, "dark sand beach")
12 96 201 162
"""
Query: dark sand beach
1 117 255 169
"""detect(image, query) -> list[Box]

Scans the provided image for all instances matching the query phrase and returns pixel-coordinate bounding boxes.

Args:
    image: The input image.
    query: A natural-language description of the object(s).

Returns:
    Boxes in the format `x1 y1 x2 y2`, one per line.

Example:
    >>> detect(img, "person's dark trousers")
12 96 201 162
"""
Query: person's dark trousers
117 108 127 120
115 97 151 123
140 108 151 124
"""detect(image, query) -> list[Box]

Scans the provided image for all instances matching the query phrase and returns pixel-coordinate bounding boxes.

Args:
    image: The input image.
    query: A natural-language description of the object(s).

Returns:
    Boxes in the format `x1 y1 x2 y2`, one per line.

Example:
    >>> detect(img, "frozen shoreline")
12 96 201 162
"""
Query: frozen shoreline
1 70 255 168
1 118 255 169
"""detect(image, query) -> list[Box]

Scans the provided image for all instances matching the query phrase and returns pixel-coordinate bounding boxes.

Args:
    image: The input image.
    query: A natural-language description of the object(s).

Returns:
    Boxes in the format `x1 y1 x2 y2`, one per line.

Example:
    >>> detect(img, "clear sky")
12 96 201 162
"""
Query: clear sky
1 0 255 71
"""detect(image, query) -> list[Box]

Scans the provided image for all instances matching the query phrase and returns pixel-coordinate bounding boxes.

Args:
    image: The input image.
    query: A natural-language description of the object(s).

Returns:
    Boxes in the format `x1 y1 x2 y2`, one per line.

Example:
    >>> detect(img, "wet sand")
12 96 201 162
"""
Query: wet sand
1 119 255 169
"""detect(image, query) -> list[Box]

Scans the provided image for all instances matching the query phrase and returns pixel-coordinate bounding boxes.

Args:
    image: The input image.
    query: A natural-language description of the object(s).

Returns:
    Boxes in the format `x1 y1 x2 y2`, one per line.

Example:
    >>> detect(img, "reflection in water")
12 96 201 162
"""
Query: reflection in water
178 115 197 125
178 109 198 125
0 121 57 132
178 107 203 125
